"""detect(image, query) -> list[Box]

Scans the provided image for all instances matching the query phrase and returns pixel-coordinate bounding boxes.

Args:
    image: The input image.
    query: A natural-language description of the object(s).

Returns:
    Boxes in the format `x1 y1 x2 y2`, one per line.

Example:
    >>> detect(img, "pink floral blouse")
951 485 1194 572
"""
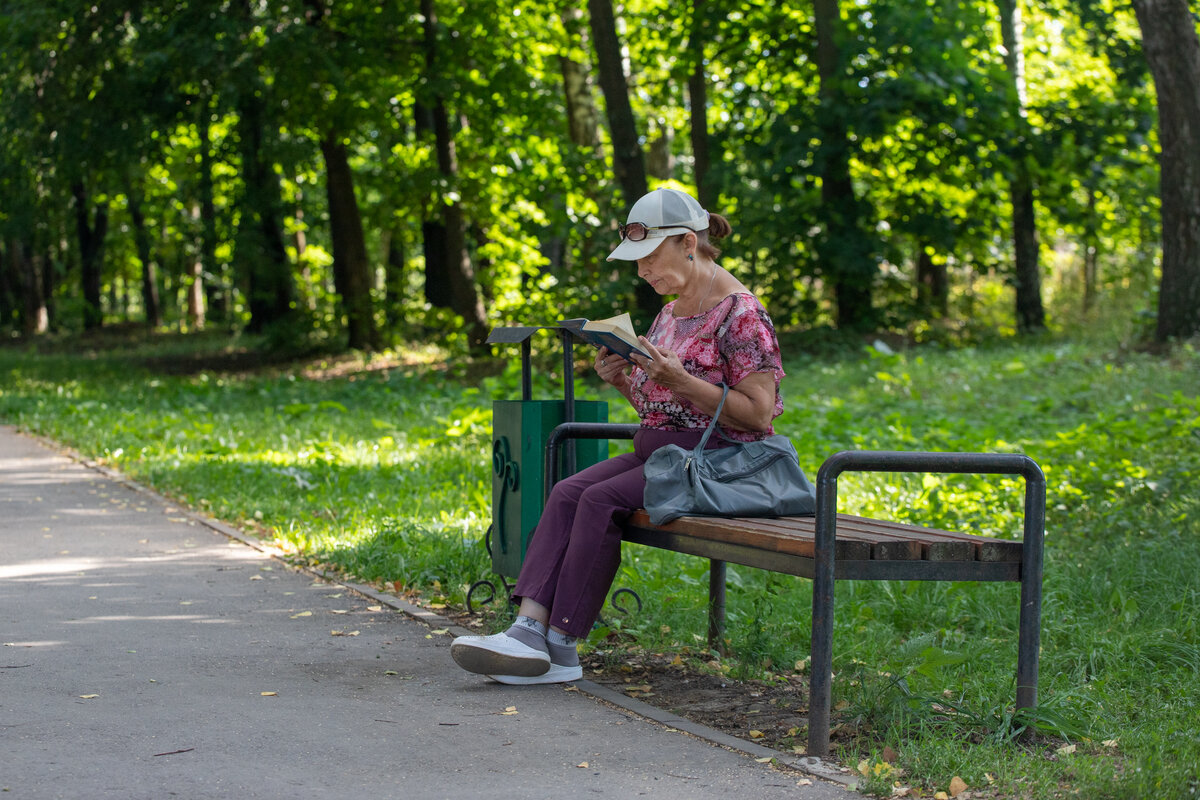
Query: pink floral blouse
629 293 784 442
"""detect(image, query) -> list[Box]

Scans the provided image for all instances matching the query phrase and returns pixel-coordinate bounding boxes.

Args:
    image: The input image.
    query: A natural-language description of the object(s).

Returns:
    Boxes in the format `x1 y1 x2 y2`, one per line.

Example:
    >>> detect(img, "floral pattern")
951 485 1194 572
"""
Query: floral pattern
629 292 784 442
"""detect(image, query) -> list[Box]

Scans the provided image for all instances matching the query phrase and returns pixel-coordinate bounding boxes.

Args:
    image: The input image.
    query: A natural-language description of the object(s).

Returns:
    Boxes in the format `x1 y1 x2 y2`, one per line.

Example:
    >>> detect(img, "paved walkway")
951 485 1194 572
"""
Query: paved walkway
0 425 857 799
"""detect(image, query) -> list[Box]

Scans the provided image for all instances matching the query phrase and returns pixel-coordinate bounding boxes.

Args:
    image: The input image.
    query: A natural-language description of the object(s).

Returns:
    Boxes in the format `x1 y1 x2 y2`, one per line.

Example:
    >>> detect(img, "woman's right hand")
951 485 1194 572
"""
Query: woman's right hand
595 347 630 389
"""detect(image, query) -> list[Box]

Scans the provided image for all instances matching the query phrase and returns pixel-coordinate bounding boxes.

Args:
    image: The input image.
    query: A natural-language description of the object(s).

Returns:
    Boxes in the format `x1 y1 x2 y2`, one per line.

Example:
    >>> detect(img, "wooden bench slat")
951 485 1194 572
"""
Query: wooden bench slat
624 509 1014 564
624 511 869 560
835 514 1023 562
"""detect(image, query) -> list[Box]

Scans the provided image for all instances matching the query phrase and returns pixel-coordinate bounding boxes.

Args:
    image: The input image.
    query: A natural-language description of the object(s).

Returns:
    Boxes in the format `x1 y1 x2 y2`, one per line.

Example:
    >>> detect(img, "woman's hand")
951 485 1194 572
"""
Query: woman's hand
595 347 630 390
631 337 689 392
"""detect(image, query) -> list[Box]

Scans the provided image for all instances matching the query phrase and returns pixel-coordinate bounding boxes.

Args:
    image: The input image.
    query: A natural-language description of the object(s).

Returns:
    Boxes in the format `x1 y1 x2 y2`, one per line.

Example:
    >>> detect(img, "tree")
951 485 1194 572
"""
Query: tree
587 0 659 325
417 0 488 348
998 0 1046 332
813 0 876 330
1130 0 1200 341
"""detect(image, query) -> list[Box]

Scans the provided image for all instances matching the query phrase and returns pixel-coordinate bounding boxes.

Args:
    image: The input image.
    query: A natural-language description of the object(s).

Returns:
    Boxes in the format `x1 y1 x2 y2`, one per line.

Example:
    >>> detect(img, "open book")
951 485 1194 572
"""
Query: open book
558 313 652 362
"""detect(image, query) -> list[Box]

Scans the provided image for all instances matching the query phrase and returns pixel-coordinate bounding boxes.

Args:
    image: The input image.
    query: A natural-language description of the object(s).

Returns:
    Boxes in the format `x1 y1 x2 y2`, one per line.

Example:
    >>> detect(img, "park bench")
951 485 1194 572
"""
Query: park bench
544 423 1046 758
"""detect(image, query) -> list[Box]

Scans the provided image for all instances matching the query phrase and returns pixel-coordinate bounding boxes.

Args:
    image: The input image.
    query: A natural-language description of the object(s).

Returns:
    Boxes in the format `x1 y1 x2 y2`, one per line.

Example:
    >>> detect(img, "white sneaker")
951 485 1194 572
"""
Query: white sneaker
488 662 583 685
451 632 550 677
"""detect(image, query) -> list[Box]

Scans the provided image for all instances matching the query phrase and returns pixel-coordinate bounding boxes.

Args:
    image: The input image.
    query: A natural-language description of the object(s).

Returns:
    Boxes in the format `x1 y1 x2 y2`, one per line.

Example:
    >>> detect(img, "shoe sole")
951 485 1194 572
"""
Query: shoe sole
451 641 550 677
487 664 583 685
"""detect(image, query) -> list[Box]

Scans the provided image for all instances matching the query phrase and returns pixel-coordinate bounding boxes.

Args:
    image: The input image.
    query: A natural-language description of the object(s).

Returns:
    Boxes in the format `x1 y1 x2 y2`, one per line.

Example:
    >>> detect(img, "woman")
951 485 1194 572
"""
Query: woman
451 187 785 684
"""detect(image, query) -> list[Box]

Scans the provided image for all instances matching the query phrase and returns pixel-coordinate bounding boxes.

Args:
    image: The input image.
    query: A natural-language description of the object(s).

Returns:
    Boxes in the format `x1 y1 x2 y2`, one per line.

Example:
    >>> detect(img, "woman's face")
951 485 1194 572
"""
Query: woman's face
636 236 693 296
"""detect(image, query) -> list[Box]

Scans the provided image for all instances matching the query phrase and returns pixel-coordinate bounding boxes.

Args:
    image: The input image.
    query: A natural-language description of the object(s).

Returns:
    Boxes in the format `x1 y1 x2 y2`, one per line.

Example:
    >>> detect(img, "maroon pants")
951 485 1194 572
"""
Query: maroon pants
512 426 718 638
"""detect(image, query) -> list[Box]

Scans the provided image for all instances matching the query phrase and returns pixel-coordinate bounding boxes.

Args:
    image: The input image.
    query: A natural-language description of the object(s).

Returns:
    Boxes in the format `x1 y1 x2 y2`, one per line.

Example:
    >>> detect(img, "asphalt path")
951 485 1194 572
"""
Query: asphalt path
0 425 857 799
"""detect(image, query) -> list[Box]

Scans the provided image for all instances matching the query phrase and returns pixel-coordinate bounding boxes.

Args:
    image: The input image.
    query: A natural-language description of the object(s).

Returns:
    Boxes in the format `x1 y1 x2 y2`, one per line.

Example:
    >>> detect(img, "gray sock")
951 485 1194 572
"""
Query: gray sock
546 629 580 667
505 616 549 655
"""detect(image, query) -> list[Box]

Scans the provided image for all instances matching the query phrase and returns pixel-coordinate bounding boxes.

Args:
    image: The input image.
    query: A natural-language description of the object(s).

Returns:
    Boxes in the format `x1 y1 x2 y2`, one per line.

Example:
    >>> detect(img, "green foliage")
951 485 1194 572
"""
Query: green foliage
2 317 1197 797
0 0 1169 343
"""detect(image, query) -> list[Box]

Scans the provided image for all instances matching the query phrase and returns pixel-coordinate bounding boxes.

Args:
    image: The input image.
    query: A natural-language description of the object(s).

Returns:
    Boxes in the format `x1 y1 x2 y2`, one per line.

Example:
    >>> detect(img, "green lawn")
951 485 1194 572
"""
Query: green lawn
2 326 1197 799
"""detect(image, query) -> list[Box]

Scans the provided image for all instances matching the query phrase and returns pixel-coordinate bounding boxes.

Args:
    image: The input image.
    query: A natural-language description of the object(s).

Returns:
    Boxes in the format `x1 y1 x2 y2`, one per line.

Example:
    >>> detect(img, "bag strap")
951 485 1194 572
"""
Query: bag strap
693 382 731 455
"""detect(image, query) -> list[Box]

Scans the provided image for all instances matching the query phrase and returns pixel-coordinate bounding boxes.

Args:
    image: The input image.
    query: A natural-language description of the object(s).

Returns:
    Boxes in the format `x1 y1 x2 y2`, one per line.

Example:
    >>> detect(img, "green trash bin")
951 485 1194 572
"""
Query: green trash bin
485 326 609 581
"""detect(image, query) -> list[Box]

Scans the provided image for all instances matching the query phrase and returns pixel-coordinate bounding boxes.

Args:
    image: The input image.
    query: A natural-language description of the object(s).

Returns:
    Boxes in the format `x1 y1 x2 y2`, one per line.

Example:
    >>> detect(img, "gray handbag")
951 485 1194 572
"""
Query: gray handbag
642 383 816 526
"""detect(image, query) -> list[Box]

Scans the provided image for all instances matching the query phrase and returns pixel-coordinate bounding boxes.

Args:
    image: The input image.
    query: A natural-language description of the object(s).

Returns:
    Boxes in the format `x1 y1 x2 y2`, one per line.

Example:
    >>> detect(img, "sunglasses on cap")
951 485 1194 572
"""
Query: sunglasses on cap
617 222 702 242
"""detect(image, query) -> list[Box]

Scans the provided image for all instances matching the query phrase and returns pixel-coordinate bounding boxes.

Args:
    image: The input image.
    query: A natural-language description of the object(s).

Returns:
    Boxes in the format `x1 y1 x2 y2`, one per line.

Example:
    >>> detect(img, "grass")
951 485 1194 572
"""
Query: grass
1 321 1198 799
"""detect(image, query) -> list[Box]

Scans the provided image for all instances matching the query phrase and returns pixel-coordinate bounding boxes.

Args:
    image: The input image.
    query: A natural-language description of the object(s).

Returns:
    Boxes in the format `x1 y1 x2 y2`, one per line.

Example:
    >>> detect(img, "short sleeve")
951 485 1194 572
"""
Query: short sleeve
718 295 785 414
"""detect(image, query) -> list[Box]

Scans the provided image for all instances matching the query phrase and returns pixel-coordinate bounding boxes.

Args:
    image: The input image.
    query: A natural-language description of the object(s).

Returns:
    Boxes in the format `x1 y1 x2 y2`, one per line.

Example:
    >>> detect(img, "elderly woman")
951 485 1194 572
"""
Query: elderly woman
451 188 785 684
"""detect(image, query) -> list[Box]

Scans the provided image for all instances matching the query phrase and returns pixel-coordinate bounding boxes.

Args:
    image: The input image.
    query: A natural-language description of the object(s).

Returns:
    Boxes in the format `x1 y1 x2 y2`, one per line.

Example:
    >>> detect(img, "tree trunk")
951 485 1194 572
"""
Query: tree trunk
381 226 406 330
419 0 488 347
416 1 456 310
127 182 163 328
813 0 874 330
320 134 380 351
998 0 1046 333
1083 190 1098 314
560 6 603 152
587 0 659 323
1131 0 1200 341
647 119 674 180
71 181 108 331
197 104 224 324
688 0 717 210
235 93 295 333
0 241 14 330
6 238 47 336
916 246 948 316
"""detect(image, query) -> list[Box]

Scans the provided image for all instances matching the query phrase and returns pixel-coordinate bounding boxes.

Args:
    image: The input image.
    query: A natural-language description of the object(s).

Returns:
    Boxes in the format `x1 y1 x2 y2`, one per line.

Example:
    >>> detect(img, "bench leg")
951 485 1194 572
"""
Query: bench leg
708 560 727 654
808 480 838 758
1016 477 1044 727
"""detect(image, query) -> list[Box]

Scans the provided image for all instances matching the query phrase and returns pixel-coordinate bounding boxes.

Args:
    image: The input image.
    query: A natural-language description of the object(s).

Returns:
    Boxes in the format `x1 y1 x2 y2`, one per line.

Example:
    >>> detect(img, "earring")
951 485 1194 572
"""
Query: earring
687 253 694 261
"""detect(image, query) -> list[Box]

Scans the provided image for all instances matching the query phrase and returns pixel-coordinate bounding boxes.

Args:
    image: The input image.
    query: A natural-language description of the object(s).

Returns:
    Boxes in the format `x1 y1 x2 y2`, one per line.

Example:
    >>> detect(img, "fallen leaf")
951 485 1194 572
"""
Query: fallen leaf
429 628 449 635
330 630 360 637
79 694 100 699
290 611 312 619
749 730 766 740
260 691 277 697
1102 738 1119 748
859 760 871 777
797 778 813 786
835 699 850 711
1056 743 1077 756
882 745 899 762
385 670 398 676
792 745 806 755
330 609 349 615
500 706 519 716
948 776 967 797
576 762 589 768
934 793 949 800
249 575 264 581
367 605 383 612
755 756 773 763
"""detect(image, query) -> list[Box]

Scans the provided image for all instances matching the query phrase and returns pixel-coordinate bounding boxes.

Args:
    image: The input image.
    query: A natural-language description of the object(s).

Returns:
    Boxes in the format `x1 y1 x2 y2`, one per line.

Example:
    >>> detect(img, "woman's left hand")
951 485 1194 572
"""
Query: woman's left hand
632 337 689 391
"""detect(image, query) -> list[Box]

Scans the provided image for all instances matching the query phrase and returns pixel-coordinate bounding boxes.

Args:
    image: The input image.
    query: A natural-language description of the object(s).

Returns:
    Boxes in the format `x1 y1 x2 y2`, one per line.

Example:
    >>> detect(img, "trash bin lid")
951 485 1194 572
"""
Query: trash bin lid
486 326 547 345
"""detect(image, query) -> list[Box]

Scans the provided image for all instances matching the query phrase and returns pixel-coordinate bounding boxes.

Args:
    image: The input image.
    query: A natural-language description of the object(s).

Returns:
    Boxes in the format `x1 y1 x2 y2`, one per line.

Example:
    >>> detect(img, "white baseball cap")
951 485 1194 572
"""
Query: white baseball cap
606 188 710 262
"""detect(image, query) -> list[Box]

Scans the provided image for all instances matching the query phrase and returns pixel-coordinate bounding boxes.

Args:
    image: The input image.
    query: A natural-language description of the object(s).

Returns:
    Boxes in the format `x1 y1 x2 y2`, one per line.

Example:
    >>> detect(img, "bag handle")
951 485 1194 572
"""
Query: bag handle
693 382 731 455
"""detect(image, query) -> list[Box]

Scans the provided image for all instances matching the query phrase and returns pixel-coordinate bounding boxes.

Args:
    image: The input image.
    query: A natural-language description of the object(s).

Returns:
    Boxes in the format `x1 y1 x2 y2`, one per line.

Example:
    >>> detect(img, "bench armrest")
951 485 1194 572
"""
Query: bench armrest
808 450 1046 755
544 422 641 503
813 449 1046 556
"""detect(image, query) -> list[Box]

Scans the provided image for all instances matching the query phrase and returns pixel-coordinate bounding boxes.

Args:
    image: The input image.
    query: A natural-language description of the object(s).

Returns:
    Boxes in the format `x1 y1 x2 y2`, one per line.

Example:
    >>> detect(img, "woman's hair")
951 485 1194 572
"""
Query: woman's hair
674 213 732 261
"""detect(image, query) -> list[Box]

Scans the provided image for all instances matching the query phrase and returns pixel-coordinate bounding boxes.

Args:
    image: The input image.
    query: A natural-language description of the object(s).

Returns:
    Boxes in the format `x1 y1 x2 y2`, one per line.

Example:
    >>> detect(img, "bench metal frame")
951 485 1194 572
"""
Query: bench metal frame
544 423 1045 758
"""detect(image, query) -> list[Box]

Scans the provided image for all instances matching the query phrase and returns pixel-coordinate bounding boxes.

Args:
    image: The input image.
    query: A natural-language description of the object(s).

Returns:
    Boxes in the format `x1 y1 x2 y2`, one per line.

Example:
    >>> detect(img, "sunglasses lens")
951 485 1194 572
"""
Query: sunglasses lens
622 222 647 242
